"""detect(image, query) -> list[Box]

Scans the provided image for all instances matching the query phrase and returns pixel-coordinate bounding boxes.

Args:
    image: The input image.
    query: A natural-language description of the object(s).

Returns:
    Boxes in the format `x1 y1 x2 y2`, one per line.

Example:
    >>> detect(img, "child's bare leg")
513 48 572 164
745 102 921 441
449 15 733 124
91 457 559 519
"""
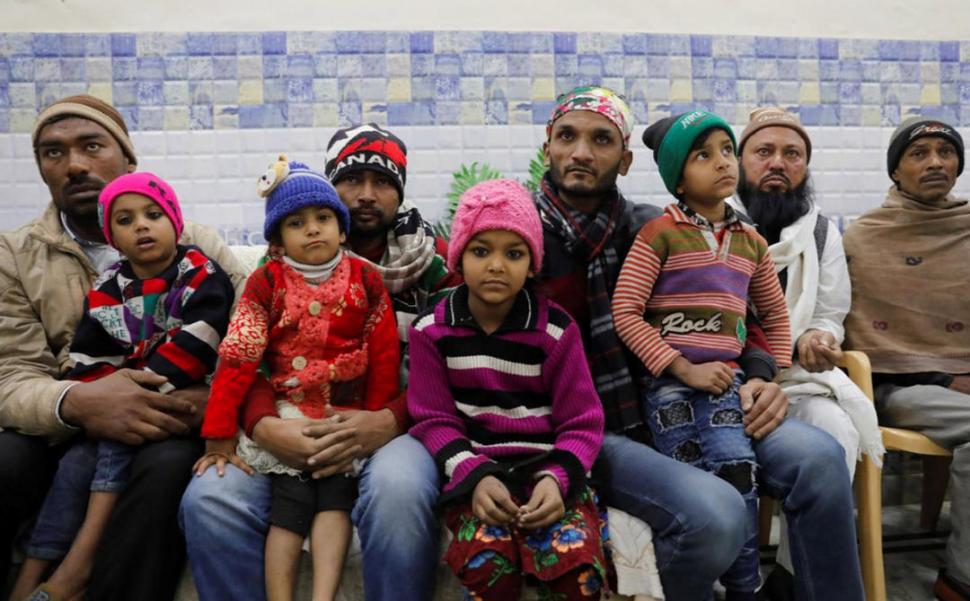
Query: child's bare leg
8 557 52 599
309 510 351 601
43 491 118 597
265 525 304 601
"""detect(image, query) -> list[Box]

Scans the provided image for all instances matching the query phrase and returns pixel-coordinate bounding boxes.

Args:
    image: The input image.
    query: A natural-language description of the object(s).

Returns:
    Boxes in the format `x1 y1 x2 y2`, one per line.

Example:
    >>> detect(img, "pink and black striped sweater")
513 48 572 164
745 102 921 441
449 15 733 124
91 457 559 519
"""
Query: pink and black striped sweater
407 284 604 505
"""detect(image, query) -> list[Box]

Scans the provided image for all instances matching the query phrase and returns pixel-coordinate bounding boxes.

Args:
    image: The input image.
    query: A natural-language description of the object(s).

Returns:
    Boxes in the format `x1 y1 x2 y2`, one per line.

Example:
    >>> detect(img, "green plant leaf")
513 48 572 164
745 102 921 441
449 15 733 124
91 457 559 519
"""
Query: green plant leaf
525 146 547 193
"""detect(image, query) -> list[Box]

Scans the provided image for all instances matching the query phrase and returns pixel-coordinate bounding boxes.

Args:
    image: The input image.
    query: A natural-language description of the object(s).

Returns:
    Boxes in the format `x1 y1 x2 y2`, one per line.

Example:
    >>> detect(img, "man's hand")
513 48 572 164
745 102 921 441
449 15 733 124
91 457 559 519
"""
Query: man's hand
739 377 788 440
667 357 734 395
305 408 398 456
517 476 565 530
796 329 843 373
950 375 970 395
472 475 518 526
167 384 209 429
251 414 357 474
301 408 399 478
60 369 196 444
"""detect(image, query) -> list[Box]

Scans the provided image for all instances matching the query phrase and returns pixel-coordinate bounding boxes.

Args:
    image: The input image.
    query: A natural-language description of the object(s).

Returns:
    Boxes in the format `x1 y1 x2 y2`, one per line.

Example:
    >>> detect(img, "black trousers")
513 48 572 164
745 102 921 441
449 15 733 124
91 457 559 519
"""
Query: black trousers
0 430 201 601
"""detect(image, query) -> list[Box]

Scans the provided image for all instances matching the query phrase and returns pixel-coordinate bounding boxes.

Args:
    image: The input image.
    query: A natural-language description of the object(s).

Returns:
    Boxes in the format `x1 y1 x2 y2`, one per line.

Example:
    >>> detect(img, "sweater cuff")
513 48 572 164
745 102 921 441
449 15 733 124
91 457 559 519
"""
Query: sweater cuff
54 382 82 430
241 375 277 438
438 460 504 507
544 450 587 502
384 391 410 432
740 350 777 382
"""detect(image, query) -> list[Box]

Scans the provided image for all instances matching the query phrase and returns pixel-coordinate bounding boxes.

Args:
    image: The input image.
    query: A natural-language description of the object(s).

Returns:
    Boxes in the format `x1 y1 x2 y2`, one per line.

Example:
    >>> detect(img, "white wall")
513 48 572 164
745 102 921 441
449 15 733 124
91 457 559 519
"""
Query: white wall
5 125 970 237
5 0 970 40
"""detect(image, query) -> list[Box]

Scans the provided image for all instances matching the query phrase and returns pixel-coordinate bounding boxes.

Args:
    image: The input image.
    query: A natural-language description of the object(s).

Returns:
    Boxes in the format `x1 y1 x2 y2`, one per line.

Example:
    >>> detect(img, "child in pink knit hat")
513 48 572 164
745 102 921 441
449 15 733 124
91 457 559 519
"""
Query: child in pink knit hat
408 179 609 600
11 172 234 601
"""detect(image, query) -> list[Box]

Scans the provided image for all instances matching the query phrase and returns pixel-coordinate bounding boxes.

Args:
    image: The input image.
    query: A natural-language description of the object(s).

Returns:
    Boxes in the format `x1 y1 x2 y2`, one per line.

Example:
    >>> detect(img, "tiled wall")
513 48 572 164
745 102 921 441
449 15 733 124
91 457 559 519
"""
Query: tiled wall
3 31 969 240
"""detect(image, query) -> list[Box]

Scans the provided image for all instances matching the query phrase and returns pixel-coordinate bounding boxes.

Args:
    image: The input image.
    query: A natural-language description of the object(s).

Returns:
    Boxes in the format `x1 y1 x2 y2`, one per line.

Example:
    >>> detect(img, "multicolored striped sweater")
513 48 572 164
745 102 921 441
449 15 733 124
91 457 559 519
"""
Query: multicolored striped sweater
67 245 235 392
612 203 792 377
407 284 604 505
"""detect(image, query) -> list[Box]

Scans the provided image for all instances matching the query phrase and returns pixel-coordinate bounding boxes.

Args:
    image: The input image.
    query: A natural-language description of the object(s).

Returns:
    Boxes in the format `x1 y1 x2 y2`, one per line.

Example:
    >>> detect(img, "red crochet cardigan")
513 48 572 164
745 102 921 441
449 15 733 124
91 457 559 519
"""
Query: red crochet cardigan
201 255 400 439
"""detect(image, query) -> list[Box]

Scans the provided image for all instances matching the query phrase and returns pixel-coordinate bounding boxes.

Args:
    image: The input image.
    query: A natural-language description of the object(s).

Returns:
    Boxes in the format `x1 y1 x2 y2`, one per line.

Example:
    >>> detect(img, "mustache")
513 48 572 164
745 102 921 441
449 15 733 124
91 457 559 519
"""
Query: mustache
759 171 791 187
62 174 107 197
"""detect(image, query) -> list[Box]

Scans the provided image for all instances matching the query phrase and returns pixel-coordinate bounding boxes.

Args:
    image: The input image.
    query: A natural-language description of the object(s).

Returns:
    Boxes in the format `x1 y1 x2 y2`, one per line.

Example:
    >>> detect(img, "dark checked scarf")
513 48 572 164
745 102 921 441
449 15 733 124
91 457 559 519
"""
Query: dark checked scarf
534 173 642 432
348 199 452 342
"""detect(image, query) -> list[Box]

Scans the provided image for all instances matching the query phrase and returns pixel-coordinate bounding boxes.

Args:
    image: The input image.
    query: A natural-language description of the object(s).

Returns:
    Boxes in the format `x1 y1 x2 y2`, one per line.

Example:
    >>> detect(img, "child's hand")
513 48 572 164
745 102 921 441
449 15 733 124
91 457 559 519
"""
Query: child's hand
192 438 255 477
471 476 518 526
668 357 734 394
517 476 565 530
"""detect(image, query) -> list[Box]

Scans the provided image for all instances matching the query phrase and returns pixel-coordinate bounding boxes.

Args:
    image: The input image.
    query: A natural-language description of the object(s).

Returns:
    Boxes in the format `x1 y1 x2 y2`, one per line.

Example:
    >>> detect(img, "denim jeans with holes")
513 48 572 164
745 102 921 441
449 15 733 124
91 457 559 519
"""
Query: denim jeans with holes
643 370 760 593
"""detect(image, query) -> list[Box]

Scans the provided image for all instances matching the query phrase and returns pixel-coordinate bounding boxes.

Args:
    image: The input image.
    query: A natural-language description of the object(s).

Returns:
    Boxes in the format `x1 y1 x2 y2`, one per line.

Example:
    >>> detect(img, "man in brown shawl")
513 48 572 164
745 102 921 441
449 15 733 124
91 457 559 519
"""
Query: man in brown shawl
843 116 970 601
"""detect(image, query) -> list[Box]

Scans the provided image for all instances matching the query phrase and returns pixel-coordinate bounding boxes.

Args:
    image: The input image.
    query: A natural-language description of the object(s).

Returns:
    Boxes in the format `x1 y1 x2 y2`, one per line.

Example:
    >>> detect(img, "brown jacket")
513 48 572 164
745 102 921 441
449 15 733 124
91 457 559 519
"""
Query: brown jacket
0 203 248 442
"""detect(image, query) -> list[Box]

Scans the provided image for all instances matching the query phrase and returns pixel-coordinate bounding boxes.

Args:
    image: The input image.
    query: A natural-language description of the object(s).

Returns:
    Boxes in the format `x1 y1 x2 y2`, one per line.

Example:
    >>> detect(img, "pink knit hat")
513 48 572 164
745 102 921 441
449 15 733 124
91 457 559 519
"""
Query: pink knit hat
447 179 544 273
97 172 184 249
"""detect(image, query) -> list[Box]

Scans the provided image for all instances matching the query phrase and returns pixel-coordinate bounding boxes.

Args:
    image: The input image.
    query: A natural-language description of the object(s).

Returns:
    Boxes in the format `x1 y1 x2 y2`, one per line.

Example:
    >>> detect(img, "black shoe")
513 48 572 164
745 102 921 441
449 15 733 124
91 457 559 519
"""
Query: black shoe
935 569 970 601
757 565 795 601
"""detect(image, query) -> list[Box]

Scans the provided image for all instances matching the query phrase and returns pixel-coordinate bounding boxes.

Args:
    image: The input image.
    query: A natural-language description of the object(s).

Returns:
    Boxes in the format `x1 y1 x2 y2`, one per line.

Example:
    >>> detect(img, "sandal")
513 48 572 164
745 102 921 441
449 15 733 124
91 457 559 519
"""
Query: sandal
23 582 70 601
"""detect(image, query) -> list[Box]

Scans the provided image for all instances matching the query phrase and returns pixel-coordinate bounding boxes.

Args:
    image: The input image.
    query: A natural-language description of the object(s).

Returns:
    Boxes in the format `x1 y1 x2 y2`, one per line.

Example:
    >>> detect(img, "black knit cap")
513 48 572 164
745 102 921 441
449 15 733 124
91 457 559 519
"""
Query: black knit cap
324 124 408 200
887 117 964 179
641 115 681 162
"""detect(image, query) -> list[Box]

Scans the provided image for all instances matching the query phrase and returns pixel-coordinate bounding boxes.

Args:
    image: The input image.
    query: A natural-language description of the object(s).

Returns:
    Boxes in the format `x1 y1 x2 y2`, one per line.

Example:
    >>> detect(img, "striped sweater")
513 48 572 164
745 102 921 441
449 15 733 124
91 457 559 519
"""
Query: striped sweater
612 203 792 377
67 245 234 392
407 284 605 505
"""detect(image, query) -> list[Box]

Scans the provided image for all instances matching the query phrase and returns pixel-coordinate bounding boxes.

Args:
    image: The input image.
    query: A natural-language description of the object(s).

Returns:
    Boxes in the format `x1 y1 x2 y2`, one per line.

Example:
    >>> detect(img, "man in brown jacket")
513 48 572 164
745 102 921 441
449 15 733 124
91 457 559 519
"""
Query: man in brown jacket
0 95 246 600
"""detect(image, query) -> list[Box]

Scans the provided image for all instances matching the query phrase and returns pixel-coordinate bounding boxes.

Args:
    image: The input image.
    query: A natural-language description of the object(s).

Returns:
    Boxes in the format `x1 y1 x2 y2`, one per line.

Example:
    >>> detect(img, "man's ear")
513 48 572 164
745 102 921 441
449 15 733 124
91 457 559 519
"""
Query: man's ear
542 142 550 168
890 169 900 189
617 148 634 176
126 159 136 174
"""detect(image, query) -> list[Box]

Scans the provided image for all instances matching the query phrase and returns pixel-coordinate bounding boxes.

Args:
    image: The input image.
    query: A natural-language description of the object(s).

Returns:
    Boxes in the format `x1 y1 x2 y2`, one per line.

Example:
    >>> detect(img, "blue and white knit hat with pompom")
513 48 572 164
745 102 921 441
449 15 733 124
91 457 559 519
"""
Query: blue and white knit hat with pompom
259 156 349 240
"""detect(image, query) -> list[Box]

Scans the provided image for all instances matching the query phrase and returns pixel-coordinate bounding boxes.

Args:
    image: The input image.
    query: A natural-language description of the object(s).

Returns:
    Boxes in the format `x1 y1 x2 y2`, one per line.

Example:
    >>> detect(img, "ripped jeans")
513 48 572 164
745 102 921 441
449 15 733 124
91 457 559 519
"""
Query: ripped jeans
643 371 760 594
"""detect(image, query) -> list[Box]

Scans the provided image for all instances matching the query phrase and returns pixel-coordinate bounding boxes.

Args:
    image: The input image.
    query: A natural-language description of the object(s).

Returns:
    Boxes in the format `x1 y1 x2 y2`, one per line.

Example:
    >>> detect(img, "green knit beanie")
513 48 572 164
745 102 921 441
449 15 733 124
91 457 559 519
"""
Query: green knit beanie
642 110 737 195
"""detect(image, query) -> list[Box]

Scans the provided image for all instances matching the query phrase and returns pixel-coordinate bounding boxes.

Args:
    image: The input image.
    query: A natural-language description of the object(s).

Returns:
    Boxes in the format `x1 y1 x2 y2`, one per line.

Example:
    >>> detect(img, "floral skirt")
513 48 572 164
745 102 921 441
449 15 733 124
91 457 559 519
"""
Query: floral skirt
443 487 608 596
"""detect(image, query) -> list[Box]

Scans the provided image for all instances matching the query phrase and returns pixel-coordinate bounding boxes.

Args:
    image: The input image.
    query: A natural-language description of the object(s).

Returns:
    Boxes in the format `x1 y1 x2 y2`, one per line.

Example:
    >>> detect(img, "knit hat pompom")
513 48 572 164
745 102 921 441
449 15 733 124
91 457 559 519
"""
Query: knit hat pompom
261 157 349 241
447 179 543 274
642 110 737 195
98 172 183 250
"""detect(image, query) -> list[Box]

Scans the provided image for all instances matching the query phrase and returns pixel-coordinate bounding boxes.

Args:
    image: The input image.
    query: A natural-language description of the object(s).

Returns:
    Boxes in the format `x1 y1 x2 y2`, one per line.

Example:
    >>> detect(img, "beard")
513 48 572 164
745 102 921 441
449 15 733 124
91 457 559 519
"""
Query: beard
547 157 621 200
737 167 815 245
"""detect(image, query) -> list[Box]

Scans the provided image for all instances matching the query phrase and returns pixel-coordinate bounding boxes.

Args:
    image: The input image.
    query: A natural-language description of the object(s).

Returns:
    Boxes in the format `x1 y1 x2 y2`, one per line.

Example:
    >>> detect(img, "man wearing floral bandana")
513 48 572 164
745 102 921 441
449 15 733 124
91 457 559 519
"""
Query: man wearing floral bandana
534 86 861 601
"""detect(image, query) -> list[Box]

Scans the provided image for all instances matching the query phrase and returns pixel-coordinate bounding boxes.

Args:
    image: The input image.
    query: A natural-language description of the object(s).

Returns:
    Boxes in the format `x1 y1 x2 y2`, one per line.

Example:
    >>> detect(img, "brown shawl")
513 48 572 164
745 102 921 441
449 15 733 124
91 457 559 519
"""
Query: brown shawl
843 186 970 374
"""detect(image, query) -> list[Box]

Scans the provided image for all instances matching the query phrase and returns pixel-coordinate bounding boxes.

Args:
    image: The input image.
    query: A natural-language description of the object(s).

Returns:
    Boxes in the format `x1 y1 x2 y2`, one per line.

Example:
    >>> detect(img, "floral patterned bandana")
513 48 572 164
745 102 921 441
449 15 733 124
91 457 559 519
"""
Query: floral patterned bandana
546 86 634 147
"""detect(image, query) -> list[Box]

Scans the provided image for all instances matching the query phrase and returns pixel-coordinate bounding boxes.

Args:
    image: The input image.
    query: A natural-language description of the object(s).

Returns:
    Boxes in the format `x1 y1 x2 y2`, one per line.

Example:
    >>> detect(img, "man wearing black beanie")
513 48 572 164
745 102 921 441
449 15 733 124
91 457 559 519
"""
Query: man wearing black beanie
844 116 970 601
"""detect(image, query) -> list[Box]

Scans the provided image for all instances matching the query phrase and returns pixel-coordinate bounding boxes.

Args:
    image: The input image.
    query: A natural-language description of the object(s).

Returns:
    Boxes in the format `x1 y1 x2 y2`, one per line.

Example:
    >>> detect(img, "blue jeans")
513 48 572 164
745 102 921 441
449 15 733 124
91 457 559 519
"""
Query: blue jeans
643 374 759 593
597 417 863 601
179 434 441 601
28 439 134 560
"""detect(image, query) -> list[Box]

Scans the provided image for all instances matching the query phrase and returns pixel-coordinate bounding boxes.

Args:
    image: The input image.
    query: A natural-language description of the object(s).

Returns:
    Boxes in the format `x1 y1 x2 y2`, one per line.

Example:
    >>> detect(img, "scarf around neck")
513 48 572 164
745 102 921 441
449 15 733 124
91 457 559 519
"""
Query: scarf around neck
843 186 970 375
736 201 884 466
535 174 641 432
346 198 450 340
